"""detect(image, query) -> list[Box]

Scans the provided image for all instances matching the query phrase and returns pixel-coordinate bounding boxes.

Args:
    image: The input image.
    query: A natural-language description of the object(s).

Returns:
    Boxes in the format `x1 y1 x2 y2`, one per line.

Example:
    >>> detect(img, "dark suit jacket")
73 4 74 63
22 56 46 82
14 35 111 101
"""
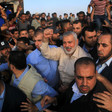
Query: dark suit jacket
54 80 109 112
80 43 98 62
2 84 27 112
101 61 112 83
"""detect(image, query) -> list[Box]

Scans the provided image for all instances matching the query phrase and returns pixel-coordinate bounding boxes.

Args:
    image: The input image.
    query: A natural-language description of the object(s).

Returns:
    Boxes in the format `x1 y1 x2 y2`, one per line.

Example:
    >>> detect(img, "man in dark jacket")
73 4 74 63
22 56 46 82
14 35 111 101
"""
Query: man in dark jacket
41 57 108 112
0 76 27 112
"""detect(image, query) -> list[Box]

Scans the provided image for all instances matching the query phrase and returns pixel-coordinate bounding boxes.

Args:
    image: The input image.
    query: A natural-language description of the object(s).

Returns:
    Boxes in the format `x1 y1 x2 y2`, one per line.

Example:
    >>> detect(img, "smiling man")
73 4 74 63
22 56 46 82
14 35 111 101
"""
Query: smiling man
40 29 90 92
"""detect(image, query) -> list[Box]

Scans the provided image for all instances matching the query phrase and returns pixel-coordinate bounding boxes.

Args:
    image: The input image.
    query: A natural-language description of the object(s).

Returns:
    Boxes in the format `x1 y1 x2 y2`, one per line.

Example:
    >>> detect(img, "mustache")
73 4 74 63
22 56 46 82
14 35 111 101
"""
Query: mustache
65 47 72 49
80 85 89 88
97 51 103 55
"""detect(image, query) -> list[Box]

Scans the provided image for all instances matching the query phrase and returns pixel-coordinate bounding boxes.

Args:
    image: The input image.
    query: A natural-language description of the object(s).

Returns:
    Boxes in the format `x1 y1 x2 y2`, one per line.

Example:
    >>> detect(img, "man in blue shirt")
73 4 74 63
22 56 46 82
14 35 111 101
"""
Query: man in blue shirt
8 51 58 112
27 30 59 88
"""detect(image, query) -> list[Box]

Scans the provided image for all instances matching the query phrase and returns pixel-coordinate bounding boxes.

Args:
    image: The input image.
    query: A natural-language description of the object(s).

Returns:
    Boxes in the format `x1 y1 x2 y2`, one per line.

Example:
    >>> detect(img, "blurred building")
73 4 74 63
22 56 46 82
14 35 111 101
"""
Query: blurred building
0 0 24 13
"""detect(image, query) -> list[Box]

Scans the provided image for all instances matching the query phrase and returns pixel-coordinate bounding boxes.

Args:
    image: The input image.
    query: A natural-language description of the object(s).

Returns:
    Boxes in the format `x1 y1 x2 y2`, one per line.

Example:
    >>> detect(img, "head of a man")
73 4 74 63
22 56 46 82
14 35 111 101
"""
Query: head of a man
61 20 72 32
33 30 43 50
17 37 30 52
73 20 83 36
52 12 57 18
13 29 19 39
74 57 96 94
28 27 35 39
41 12 46 19
82 26 97 48
20 13 26 22
0 41 11 58
63 31 78 55
77 11 85 21
19 29 29 38
64 13 68 19
8 51 27 72
97 33 112 63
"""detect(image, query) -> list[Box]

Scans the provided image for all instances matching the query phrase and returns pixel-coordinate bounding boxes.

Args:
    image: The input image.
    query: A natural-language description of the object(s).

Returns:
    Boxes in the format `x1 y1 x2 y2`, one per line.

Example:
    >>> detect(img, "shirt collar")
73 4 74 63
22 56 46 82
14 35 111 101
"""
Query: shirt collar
83 44 93 53
96 57 112 66
14 65 29 81
72 83 87 95
105 57 112 66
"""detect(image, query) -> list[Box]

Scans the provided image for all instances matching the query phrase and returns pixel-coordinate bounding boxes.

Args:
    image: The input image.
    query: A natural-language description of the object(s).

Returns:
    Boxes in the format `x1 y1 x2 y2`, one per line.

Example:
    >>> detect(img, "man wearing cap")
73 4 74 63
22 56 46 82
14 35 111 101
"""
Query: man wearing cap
0 40 10 72
31 13 41 30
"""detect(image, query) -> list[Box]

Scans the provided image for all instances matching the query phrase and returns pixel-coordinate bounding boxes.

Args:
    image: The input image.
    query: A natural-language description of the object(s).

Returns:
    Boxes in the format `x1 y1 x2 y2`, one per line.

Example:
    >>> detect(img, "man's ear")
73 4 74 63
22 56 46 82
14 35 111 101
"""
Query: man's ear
10 64 15 70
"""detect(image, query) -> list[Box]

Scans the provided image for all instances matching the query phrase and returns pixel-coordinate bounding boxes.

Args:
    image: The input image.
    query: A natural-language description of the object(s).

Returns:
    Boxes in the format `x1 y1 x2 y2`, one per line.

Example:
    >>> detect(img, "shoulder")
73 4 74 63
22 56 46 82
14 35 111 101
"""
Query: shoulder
5 84 27 100
27 49 40 63
93 80 107 94
49 45 58 48
77 46 90 57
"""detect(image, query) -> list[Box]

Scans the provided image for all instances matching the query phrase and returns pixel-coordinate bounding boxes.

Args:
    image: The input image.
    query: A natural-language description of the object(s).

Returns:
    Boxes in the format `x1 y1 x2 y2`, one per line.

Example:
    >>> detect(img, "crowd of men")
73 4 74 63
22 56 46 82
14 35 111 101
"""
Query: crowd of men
0 0 112 112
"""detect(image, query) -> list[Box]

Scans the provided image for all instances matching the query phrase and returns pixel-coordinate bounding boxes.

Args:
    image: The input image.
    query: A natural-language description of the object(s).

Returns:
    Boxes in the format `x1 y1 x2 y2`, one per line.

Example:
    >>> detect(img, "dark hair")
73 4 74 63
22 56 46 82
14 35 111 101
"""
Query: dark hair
8 13 16 21
28 26 35 32
20 13 26 17
64 13 68 16
19 29 28 34
8 51 27 70
99 32 112 44
74 57 96 73
81 25 96 37
17 37 30 45
61 19 70 30
77 11 85 16
73 20 83 27
41 18 46 22
11 29 18 34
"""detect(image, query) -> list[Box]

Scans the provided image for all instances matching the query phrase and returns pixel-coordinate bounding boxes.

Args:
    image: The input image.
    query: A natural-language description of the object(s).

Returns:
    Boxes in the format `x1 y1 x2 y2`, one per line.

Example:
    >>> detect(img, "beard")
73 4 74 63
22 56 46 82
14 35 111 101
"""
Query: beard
64 44 78 55
98 49 112 63
85 41 96 48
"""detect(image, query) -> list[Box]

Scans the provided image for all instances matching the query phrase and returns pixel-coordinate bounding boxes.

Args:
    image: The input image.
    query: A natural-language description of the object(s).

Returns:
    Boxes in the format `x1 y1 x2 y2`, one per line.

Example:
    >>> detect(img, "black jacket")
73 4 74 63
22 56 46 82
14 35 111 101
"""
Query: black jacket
2 84 27 112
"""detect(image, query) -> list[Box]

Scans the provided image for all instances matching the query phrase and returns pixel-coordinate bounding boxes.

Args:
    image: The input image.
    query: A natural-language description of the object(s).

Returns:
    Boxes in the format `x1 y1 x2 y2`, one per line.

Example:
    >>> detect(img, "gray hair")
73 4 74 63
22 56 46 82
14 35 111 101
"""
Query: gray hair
63 31 78 41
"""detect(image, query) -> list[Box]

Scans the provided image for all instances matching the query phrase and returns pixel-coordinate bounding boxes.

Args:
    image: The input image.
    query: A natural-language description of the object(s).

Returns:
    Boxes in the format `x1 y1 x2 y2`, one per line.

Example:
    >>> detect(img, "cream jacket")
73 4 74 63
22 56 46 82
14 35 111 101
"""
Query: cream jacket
40 42 91 86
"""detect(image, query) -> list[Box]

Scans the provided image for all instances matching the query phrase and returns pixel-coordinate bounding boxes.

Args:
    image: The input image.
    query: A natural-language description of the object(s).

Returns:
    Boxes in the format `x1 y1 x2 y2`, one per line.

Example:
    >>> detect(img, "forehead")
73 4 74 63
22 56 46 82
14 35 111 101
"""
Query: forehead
34 33 43 40
73 23 82 28
63 34 75 41
18 41 24 43
76 64 95 77
85 30 96 36
20 31 28 34
29 29 34 32
21 14 26 17
14 31 19 33
98 34 111 44
78 13 84 16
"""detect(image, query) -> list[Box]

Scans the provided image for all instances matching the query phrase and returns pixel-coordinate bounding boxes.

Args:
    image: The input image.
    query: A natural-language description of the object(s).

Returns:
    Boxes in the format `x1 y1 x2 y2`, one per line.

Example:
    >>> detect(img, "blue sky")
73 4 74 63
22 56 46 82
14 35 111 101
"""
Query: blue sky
24 0 90 16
